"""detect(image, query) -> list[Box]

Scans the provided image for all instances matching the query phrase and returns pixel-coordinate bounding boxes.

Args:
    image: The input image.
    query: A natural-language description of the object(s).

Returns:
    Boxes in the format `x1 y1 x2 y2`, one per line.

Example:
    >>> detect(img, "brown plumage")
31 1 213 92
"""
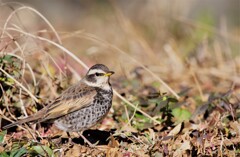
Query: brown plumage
3 64 114 133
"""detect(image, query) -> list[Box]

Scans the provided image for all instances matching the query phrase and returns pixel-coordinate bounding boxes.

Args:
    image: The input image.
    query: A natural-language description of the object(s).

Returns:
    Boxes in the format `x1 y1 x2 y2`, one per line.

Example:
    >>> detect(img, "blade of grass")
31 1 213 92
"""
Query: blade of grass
1 6 61 44
0 67 39 103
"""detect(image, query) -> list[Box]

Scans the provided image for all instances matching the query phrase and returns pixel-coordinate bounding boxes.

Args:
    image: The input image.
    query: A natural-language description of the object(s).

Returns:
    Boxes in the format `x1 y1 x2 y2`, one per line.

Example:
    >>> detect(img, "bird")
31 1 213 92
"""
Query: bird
3 64 114 146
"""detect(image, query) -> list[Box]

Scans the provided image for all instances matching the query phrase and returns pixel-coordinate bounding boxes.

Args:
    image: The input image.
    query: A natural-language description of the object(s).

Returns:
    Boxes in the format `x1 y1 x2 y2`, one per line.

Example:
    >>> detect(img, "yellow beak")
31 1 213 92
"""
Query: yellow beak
104 71 115 76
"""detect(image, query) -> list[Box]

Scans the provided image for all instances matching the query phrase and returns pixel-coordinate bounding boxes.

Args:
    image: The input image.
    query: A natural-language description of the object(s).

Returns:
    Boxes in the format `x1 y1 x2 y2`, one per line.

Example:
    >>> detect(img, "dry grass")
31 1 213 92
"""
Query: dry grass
0 1 239 156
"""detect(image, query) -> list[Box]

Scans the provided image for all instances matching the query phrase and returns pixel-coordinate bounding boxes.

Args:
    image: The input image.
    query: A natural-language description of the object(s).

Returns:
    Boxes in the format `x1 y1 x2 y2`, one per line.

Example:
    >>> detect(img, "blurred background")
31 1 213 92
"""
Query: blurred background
3 0 239 29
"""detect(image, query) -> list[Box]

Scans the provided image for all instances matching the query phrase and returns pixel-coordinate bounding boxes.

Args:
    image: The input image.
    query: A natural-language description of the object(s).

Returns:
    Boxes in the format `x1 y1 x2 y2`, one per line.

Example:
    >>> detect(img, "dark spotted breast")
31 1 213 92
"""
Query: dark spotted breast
53 87 113 132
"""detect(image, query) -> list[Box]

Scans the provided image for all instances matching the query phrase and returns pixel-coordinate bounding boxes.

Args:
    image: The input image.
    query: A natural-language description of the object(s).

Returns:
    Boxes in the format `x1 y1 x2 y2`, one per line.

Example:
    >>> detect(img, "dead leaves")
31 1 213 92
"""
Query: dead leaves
65 145 105 157
1 54 239 156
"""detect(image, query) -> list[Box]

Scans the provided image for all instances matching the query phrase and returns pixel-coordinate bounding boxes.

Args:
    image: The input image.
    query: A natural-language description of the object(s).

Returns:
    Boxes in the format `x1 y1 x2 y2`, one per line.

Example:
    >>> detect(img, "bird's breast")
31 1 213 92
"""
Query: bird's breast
53 89 113 132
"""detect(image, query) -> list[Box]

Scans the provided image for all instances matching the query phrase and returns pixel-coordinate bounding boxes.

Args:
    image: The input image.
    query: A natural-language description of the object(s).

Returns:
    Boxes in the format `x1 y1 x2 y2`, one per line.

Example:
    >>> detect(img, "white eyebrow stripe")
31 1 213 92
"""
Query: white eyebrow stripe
83 78 111 90
88 69 105 75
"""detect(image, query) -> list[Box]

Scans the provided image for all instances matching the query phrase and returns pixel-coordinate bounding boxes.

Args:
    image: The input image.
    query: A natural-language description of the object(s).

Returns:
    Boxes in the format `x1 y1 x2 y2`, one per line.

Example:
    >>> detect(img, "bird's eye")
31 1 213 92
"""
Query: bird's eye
95 73 102 76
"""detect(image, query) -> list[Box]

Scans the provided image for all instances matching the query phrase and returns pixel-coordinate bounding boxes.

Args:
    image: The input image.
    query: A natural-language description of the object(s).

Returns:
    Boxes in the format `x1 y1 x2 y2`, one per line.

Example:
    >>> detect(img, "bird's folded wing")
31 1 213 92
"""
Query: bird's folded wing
42 82 97 120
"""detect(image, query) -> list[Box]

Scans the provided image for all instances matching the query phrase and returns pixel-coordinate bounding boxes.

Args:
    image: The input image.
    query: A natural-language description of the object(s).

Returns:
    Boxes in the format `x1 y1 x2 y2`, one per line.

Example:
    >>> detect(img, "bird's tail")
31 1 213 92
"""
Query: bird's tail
2 112 43 130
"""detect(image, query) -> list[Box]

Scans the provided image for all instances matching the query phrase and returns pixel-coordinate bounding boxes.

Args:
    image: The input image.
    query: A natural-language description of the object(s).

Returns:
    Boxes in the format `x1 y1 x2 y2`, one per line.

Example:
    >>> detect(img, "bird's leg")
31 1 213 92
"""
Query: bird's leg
78 131 98 147
67 132 73 145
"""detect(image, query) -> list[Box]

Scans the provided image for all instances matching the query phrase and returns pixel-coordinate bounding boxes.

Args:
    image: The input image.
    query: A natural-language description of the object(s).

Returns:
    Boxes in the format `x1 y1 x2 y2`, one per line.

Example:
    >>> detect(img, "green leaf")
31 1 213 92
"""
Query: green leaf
6 78 15 86
133 113 153 130
3 55 13 63
135 112 147 120
162 96 167 101
0 130 7 143
0 152 10 157
172 108 191 123
32 145 53 156
10 148 27 157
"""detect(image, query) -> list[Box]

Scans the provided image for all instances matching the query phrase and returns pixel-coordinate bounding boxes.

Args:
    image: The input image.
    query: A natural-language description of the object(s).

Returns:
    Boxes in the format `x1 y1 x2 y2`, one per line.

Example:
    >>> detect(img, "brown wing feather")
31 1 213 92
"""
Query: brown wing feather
3 81 96 129
41 81 96 121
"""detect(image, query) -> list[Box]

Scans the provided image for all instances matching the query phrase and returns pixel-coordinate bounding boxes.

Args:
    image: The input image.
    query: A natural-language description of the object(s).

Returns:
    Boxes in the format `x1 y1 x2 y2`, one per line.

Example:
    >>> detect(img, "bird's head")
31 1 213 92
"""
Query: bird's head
84 64 114 90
